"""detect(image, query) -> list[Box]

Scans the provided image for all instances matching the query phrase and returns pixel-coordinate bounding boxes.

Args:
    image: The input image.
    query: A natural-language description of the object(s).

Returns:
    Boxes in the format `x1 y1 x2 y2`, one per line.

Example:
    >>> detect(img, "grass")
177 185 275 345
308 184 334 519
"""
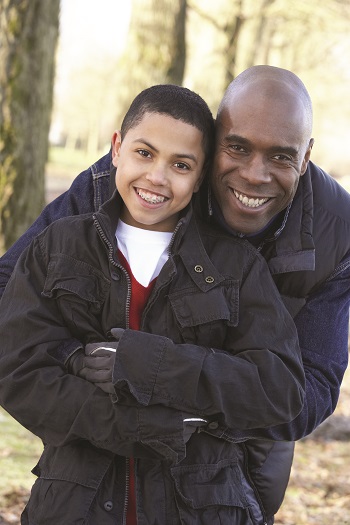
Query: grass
48 146 102 172
0 409 42 496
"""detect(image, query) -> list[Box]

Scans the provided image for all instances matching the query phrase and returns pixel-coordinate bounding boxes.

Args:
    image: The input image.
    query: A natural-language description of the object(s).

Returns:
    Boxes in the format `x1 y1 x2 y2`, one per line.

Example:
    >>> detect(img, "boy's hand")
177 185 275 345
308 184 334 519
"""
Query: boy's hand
79 345 117 393
67 329 125 393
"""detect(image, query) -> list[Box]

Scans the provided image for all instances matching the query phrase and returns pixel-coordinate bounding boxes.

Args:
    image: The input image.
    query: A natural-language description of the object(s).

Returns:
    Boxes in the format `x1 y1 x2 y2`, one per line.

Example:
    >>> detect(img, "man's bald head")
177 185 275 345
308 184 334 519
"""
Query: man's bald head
212 65 315 234
217 65 313 140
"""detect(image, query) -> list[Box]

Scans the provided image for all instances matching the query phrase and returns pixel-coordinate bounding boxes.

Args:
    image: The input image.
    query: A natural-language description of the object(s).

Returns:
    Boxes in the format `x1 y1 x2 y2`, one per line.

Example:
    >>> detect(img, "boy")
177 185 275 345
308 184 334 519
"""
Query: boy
0 85 304 524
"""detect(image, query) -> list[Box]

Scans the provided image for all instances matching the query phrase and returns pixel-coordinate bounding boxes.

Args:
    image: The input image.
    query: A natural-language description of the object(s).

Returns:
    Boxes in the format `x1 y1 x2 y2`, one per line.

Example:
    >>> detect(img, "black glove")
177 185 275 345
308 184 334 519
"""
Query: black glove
78 328 125 393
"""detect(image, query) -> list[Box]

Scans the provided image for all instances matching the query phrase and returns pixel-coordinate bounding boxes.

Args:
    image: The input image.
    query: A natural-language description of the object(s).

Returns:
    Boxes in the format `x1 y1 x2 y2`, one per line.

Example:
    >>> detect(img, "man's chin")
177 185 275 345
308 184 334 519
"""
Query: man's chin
224 214 270 235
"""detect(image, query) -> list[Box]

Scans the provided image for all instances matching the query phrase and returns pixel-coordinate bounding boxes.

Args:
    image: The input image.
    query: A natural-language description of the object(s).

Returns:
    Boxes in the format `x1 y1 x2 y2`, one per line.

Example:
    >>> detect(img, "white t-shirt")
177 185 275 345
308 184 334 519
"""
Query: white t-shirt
116 220 173 287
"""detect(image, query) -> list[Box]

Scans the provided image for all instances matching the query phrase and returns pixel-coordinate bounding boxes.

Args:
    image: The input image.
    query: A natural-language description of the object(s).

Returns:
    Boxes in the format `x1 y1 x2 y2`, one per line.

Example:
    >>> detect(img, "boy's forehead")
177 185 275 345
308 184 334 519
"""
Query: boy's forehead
124 112 205 153
129 112 204 141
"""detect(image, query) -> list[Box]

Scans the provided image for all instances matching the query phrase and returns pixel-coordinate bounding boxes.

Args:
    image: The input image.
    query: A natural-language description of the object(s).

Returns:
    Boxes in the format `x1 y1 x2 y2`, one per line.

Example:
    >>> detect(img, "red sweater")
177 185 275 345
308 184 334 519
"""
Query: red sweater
118 251 156 525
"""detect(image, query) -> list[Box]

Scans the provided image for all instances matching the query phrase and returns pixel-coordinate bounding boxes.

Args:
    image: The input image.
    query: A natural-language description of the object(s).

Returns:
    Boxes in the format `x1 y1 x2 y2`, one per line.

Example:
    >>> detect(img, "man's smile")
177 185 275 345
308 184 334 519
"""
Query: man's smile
232 189 270 208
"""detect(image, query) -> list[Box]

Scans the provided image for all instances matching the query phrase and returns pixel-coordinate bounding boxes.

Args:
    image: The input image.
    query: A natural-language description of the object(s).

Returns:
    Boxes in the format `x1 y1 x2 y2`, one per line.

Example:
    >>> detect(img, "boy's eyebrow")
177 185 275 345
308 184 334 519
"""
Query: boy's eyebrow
133 138 198 162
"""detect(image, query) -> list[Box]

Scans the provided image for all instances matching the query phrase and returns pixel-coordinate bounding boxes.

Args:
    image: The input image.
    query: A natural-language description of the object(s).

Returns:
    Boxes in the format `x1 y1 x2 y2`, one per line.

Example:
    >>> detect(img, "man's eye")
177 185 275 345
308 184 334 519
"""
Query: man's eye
229 145 246 153
174 162 190 170
137 149 151 158
272 154 291 161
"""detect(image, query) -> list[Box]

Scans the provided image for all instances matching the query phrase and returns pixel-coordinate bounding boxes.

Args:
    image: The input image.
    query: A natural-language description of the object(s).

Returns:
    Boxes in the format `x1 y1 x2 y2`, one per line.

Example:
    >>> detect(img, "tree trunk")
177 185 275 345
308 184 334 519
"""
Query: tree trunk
128 0 187 87
0 0 60 250
223 0 245 86
165 0 187 85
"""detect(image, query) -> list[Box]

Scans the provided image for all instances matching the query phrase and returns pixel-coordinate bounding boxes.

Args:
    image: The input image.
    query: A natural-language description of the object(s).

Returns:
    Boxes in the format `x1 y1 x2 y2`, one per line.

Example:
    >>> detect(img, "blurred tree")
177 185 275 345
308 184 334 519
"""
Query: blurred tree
0 0 60 250
111 0 188 128
128 0 187 87
189 0 245 85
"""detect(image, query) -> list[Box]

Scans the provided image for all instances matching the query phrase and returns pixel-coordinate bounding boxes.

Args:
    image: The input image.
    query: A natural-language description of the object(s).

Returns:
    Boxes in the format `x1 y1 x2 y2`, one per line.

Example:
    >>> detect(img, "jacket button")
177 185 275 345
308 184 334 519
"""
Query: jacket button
194 265 203 273
104 500 113 511
208 421 219 430
111 271 120 281
205 276 214 283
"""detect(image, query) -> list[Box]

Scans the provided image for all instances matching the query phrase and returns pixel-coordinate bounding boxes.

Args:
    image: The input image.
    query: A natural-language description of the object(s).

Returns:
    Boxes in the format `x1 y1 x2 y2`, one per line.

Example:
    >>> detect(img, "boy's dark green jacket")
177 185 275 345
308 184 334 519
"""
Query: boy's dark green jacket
0 193 304 524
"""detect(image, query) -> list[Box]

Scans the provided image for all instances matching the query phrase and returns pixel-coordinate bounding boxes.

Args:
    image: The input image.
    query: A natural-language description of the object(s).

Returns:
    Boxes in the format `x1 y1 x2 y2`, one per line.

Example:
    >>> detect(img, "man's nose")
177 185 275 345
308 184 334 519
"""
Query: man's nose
241 155 272 185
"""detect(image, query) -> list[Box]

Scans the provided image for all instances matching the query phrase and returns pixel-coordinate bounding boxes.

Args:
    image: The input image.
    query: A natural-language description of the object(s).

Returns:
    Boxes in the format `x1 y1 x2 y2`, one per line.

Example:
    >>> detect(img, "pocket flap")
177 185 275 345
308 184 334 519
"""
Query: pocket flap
171 459 247 508
43 254 110 306
169 283 239 328
34 443 113 489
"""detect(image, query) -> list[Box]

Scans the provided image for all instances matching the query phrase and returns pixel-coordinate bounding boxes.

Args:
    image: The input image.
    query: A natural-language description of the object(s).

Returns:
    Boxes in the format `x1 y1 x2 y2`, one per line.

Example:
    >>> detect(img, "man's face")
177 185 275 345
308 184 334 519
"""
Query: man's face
212 87 313 234
112 112 205 232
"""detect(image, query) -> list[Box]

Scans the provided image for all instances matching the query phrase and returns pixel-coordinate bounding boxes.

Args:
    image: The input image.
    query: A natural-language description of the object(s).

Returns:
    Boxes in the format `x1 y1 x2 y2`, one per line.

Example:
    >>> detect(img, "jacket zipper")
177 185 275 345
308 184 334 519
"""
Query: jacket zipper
93 216 131 329
93 215 132 522
122 457 130 525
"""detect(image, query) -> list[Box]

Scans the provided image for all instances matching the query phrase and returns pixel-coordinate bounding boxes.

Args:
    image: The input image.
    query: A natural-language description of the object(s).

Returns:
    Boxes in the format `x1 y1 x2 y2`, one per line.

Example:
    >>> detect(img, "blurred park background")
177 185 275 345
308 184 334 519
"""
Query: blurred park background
0 0 350 523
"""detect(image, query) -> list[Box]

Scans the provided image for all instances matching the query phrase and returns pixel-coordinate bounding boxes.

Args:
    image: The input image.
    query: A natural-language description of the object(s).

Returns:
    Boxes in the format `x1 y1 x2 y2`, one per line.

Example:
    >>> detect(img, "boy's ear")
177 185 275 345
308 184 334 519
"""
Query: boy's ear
111 130 122 167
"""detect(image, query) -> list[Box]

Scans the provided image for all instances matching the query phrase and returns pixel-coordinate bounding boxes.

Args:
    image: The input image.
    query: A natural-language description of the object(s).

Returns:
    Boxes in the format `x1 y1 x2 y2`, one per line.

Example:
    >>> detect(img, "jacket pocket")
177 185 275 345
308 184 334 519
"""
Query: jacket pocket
170 459 256 525
43 254 110 306
26 443 114 524
168 282 239 346
42 254 110 333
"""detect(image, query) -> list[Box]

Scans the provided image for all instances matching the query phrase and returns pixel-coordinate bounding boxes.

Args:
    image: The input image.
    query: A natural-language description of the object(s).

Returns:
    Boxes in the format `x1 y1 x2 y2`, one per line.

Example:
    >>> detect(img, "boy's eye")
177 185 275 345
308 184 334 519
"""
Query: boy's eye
137 149 151 158
174 161 190 170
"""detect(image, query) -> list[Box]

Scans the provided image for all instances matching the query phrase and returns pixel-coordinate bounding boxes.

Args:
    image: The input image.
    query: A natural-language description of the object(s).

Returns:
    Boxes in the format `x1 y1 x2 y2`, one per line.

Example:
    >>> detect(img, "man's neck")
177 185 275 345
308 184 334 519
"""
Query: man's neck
212 195 287 248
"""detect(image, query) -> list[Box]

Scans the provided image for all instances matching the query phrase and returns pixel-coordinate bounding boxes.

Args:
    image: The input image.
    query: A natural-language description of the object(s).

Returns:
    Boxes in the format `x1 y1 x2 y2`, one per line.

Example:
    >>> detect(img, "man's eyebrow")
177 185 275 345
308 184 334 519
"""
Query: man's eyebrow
224 134 299 156
133 138 198 162
224 134 250 145
267 145 299 157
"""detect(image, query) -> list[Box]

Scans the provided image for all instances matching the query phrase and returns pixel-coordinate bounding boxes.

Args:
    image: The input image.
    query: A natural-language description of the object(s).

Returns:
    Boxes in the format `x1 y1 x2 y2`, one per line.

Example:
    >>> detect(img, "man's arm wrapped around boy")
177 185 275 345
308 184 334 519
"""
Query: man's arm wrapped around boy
78 255 305 432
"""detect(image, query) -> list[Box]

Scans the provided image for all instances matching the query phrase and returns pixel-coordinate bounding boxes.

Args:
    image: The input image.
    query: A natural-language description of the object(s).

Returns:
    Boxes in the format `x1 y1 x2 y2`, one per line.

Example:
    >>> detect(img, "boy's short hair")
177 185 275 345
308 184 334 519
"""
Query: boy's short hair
121 84 215 177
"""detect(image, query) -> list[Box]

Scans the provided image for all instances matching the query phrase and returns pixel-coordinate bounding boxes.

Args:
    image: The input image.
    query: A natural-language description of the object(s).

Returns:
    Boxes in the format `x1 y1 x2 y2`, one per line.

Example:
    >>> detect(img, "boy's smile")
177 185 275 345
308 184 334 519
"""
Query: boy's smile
112 112 205 232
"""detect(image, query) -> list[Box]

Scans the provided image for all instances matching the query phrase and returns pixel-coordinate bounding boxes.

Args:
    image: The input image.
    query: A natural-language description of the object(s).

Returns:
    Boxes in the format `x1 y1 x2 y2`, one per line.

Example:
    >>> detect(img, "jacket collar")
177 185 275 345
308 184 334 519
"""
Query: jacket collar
95 190 226 292
267 165 316 275
205 163 316 275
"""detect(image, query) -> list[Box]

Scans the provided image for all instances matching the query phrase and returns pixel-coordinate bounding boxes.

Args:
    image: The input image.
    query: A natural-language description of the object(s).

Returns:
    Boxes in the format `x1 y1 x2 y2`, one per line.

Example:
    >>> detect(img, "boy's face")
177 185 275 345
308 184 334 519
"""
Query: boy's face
112 112 205 232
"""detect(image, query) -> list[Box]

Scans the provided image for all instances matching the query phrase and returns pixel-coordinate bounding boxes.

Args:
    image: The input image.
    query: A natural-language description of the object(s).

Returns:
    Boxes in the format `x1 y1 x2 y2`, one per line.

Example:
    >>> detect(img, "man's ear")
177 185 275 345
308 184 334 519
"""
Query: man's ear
111 130 122 167
301 138 314 176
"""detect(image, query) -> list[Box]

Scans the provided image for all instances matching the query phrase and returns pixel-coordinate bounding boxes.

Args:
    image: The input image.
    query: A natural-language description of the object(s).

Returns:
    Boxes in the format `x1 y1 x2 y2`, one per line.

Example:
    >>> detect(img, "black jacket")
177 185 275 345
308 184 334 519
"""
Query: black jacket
0 194 304 525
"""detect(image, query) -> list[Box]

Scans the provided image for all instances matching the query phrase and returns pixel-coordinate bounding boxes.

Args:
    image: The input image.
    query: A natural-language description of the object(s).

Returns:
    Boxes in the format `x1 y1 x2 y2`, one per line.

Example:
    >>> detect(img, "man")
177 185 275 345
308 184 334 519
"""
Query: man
0 66 349 521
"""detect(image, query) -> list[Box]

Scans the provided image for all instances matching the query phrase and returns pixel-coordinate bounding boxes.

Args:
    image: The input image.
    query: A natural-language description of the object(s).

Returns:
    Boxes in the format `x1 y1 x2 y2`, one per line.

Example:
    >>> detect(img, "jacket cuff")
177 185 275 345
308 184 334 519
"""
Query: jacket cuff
112 329 169 405
48 339 83 365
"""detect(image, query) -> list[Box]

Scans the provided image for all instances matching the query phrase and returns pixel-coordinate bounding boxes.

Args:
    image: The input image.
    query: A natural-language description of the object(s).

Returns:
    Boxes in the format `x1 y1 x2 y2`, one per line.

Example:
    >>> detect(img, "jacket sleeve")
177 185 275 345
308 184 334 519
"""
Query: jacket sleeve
0 152 111 301
0 237 187 464
111 254 306 431
210 257 350 441
248 260 350 440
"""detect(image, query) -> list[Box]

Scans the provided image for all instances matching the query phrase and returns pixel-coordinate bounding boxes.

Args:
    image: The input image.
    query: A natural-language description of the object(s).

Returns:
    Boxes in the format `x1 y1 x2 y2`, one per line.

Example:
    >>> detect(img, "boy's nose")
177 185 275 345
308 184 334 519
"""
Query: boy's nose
146 166 168 185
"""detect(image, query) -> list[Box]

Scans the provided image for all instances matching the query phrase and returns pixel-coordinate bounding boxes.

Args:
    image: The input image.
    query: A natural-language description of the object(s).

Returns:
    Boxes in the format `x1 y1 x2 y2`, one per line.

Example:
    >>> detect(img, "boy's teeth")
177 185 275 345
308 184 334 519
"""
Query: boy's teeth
233 190 269 208
137 189 166 204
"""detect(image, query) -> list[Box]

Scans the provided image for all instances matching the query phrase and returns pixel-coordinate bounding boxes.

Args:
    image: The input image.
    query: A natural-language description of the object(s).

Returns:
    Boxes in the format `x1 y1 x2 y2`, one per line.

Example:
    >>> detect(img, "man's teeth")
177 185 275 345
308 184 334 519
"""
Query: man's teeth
233 190 268 208
137 189 167 204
